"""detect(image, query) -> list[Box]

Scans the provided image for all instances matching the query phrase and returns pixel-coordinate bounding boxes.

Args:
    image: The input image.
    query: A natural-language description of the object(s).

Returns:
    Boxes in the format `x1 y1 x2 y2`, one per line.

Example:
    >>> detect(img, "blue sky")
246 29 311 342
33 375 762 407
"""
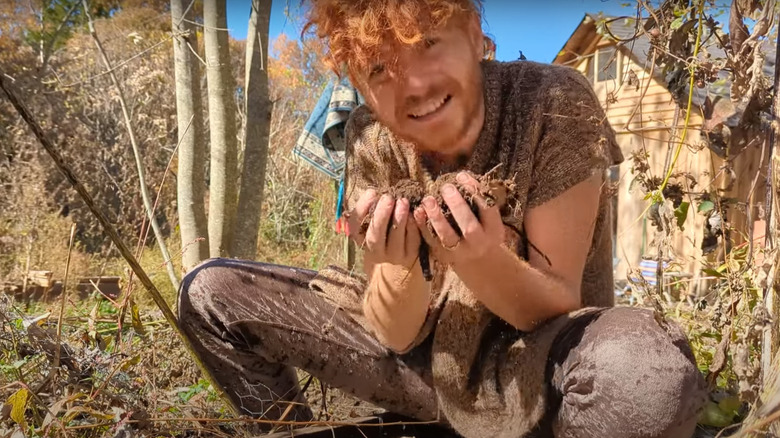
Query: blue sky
226 1 637 63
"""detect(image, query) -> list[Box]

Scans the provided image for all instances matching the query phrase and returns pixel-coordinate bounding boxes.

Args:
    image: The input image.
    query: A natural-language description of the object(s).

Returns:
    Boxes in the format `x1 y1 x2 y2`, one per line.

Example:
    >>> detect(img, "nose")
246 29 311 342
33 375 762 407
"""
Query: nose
393 47 433 102
400 68 429 95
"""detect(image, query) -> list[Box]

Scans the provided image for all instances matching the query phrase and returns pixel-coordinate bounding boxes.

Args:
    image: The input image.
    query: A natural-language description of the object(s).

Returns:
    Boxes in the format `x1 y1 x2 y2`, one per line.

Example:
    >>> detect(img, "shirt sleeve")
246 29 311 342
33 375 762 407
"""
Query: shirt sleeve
527 66 622 209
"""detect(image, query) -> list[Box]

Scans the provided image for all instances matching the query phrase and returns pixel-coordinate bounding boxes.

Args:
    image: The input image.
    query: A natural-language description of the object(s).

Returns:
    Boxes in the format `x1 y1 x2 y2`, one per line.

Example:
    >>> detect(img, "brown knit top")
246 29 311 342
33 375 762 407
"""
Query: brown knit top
315 60 624 437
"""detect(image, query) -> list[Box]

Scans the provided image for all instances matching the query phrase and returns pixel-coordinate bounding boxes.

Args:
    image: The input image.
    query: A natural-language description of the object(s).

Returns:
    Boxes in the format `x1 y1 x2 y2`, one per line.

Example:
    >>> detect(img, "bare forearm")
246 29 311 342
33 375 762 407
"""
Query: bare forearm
454 245 580 331
363 262 430 352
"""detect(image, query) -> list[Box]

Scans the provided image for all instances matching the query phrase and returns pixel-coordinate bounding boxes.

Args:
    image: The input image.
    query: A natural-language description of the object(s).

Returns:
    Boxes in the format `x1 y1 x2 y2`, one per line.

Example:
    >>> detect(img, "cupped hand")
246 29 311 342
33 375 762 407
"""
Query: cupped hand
413 172 505 265
346 189 421 269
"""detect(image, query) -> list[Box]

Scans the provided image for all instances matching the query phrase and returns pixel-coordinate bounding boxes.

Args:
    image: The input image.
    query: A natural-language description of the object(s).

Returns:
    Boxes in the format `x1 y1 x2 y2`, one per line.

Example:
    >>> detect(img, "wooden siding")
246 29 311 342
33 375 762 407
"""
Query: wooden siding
574 45 714 292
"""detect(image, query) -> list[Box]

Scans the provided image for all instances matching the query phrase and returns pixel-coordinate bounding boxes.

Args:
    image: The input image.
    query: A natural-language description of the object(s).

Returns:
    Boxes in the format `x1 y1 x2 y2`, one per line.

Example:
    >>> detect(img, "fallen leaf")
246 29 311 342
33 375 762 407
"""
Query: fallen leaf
6 388 29 430
131 300 146 337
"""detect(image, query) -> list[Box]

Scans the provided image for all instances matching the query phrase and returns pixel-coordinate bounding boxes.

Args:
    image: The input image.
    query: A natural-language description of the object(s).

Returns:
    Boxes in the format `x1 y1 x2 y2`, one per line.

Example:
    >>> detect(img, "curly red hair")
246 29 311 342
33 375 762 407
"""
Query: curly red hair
303 0 483 79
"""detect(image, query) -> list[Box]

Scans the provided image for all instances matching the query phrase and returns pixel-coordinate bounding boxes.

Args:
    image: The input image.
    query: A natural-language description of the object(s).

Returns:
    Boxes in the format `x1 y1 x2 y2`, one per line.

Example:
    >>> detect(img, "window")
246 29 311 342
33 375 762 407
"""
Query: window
597 46 617 82
583 54 594 83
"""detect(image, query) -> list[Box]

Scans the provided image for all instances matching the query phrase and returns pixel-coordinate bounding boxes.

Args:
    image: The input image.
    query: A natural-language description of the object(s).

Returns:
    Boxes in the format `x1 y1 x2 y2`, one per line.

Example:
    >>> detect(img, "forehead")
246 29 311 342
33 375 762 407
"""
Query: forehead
364 18 467 68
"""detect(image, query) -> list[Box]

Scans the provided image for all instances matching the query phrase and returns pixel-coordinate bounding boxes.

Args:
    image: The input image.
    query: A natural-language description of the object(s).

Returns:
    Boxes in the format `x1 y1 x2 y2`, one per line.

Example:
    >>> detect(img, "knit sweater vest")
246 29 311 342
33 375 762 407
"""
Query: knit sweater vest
310 60 624 437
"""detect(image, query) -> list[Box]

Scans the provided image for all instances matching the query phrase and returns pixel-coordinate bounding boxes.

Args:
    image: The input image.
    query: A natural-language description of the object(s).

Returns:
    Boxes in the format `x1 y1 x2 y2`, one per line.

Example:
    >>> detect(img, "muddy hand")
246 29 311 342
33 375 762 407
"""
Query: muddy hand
349 191 421 268
344 189 379 245
414 172 504 265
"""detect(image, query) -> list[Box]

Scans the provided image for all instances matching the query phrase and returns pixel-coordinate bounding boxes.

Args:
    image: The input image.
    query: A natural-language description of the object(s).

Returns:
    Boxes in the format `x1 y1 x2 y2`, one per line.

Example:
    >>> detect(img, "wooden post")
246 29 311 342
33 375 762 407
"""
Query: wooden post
762 26 780 388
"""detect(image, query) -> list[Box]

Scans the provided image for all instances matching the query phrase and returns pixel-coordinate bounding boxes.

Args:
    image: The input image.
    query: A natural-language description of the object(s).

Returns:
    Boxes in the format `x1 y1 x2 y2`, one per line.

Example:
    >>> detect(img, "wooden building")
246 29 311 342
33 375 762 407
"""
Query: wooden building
552 14 770 296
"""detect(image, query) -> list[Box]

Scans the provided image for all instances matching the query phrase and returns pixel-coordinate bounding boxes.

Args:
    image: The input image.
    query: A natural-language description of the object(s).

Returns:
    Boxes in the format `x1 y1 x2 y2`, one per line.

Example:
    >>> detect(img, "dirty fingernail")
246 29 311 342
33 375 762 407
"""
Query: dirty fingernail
456 172 469 183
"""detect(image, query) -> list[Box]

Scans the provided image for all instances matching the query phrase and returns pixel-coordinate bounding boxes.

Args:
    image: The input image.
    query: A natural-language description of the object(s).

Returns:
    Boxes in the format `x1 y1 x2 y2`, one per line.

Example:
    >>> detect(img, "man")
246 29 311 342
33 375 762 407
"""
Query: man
178 1 708 437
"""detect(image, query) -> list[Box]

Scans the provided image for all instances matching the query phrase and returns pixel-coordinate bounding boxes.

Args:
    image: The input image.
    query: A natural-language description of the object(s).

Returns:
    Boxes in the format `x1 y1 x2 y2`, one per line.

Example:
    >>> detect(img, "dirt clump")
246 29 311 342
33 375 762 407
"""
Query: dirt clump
356 172 516 281
361 171 516 236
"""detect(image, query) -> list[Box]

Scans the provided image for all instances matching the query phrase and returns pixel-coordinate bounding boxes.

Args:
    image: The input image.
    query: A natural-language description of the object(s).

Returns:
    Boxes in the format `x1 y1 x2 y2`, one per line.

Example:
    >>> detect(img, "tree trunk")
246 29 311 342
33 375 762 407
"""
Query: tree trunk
171 0 209 272
232 0 272 260
204 0 238 258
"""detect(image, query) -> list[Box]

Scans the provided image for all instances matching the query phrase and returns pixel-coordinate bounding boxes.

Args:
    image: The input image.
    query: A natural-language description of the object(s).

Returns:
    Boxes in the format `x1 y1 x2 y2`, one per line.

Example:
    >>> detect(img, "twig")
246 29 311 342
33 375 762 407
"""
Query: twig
639 0 666 33
20 215 36 304
740 136 768 275
624 48 657 131
732 408 780 437
714 421 744 438
186 39 208 67
49 35 175 89
124 416 440 427
82 0 180 291
319 378 329 421
52 224 76 375
0 66 240 417
89 354 134 400
268 374 315 434
177 0 197 27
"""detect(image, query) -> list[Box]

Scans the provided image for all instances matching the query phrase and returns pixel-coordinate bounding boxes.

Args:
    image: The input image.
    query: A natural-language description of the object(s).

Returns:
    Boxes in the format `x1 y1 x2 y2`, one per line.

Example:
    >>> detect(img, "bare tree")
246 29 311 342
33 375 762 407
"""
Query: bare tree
232 0 272 260
204 0 238 258
171 0 209 271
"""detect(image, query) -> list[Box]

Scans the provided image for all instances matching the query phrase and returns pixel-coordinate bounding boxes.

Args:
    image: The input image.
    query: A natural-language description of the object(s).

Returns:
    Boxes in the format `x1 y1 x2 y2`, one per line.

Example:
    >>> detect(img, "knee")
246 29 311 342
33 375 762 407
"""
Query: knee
178 258 233 323
563 307 707 436
602 308 704 393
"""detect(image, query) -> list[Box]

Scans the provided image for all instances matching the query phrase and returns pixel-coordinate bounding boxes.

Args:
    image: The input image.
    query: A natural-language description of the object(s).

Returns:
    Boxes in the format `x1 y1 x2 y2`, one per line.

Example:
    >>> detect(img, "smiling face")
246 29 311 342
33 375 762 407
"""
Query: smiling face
351 15 486 158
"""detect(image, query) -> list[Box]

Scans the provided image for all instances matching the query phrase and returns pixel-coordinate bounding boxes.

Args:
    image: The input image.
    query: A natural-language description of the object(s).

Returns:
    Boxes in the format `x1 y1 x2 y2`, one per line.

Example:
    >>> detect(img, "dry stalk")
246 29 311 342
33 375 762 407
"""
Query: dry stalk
623 44 658 131
21 216 34 304
52 223 76 375
268 374 315 434
730 350 780 437
120 416 440 428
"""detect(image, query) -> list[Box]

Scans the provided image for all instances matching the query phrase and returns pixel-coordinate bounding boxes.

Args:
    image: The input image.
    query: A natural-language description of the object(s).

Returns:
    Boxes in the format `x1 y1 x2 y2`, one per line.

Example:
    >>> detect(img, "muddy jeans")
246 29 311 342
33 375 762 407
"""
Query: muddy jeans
178 258 707 438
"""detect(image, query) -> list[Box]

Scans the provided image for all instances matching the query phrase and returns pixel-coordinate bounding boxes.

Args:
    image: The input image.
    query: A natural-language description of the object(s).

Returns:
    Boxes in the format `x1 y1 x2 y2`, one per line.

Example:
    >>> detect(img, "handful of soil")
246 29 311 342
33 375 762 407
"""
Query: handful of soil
360 171 516 280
